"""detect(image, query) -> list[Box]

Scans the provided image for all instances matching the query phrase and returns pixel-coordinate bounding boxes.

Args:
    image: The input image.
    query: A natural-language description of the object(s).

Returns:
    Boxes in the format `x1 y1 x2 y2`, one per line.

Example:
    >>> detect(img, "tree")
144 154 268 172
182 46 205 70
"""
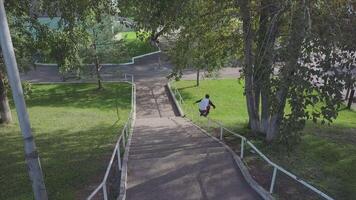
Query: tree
239 0 356 143
118 0 187 46
83 14 126 89
164 0 355 144
0 64 11 123
1 1 118 199
0 0 49 124
168 0 238 86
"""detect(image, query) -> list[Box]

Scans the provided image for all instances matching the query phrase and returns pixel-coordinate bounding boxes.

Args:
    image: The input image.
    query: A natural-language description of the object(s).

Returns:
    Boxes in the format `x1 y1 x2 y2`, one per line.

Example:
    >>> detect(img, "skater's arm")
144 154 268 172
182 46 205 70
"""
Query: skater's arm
195 99 202 104
209 100 216 108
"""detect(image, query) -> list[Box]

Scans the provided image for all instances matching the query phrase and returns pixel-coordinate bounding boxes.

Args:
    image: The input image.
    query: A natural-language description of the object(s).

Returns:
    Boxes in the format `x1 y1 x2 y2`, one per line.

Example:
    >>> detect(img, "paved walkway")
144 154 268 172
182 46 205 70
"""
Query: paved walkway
124 56 262 199
20 54 263 199
127 117 261 200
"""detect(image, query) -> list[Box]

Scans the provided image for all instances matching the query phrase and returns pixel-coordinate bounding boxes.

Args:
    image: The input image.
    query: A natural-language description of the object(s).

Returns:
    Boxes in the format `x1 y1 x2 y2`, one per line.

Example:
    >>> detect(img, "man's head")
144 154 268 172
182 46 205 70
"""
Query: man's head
205 94 210 99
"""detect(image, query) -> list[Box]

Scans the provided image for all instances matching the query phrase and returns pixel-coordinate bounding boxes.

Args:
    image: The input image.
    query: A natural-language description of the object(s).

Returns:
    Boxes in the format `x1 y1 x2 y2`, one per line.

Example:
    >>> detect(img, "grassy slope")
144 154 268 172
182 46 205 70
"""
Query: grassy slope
0 83 131 200
173 79 356 200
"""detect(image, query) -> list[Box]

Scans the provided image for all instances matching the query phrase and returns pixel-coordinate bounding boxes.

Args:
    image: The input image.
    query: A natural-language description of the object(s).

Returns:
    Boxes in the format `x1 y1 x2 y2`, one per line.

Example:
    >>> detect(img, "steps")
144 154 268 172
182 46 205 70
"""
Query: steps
126 117 262 200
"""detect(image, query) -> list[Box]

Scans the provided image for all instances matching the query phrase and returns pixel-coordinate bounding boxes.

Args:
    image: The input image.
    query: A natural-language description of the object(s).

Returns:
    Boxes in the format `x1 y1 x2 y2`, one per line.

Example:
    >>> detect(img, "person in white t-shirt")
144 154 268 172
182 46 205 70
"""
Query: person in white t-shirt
195 94 216 117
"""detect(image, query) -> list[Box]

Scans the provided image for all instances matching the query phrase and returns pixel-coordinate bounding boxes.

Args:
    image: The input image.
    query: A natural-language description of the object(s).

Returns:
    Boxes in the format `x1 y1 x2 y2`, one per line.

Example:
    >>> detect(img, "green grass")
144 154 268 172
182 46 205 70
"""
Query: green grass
95 31 157 63
173 79 356 200
0 83 131 200
118 32 157 63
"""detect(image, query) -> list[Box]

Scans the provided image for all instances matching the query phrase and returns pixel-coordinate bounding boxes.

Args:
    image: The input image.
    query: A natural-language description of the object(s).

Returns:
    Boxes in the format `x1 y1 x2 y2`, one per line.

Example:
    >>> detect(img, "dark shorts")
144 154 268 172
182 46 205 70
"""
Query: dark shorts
199 106 210 116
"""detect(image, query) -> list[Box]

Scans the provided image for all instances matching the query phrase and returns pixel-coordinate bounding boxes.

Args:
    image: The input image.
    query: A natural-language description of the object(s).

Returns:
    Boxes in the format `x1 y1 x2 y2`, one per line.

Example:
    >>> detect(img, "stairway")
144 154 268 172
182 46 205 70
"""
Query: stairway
125 80 261 200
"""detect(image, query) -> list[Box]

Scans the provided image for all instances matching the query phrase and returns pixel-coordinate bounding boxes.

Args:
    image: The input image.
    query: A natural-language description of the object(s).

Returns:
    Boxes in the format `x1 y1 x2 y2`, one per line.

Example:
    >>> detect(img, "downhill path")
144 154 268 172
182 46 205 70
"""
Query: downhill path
20 54 264 199
125 55 262 200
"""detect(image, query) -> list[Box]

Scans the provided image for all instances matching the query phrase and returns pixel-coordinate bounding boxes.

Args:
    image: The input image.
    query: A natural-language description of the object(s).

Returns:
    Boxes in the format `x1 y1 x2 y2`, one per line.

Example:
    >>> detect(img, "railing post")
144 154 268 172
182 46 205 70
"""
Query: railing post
122 132 126 148
117 143 122 171
240 138 245 159
207 118 210 130
269 167 278 194
124 73 127 80
103 183 108 200
220 126 223 140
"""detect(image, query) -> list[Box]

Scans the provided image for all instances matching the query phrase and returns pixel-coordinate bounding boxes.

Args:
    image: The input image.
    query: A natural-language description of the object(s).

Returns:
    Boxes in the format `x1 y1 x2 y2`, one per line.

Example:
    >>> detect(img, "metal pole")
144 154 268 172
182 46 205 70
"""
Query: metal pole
207 118 210 130
122 131 126 147
269 167 278 193
103 183 108 200
219 126 223 140
117 143 122 170
240 138 245 159
0 1 48 199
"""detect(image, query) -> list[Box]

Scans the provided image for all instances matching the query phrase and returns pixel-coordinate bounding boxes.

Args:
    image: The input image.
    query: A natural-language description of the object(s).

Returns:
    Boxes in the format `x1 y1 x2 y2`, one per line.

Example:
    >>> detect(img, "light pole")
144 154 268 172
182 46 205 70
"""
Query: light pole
0 1 48 199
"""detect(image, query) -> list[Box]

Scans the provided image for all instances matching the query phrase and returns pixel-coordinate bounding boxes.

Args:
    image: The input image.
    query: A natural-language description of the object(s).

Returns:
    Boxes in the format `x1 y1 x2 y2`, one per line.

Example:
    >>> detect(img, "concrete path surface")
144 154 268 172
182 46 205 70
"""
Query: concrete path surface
21 53 264 199
126 58 262 199
127 117 262 200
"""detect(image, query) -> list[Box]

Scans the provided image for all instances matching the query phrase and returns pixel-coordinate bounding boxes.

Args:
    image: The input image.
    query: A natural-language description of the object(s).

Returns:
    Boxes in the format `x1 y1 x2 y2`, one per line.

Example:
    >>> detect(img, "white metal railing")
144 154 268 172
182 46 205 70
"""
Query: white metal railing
87 74 135 200
35 50 161 67
171 84 334 200
118 50 161 66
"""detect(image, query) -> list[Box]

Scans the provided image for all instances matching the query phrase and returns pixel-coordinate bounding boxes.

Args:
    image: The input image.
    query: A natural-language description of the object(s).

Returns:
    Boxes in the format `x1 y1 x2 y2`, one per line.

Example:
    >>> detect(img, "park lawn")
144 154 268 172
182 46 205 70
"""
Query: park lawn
118 32 157 62
87 31 157 63
173 79 356 200
0 83 131 200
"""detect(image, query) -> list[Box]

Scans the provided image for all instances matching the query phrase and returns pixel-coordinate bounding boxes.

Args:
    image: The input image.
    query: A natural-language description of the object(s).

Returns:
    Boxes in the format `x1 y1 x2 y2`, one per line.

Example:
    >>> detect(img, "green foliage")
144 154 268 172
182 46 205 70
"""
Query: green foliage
0 83 131 200
4 79 33 99
168 0 240 79
118 0 186 40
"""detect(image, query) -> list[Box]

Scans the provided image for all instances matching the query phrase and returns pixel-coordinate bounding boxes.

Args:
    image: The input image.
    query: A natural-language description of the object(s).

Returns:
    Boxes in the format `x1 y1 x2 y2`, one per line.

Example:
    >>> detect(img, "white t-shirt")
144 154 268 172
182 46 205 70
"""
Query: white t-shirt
199 98 210 110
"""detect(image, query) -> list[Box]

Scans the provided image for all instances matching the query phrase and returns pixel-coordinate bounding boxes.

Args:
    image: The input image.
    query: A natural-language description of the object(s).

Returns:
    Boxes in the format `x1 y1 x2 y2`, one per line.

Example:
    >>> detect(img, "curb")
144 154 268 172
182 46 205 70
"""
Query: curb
166 82 185 117
117 83 136 200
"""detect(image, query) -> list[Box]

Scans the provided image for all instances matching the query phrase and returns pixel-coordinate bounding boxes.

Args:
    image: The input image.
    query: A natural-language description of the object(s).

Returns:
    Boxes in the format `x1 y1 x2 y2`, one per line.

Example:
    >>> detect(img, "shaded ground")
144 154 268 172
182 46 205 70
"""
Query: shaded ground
0 83 131 200
127 117 261 200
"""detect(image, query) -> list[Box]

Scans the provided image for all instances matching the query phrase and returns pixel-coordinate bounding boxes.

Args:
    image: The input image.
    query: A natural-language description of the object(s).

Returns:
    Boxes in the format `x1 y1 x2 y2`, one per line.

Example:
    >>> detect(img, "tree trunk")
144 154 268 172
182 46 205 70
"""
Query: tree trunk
346 87 351 100
0 70 12 123
240 0 260 133
94 56 102 90
92 30 102 90
261 91 270 133
196 69 200 87
266 1 307 142
347 89 355 109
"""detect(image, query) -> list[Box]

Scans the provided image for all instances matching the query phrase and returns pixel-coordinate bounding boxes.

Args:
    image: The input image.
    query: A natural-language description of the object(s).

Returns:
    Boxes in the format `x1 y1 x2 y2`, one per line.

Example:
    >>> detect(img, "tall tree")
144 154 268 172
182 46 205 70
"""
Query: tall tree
239 0 356 143
0 0 48 124
118 0 187 46
83 14 126 89
168 0 239 86
165 0 355 144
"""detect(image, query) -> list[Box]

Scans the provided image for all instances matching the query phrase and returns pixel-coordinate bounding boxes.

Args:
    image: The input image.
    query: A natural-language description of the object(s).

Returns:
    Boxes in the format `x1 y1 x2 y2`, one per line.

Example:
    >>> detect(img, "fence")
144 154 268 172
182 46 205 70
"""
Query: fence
87 74 136 200
170 83 334 200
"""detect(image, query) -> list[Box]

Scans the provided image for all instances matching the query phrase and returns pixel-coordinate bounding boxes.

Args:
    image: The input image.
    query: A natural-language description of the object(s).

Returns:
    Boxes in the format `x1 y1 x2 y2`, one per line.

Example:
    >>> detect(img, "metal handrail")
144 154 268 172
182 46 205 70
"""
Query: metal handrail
87 74 135 200
171 84 334 200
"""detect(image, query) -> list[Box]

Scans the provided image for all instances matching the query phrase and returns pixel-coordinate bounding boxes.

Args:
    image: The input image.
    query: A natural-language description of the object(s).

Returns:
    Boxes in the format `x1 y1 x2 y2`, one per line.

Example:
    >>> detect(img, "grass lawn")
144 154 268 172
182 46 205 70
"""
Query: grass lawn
117 32 157 63
0 83 131 200
173 79 356 200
